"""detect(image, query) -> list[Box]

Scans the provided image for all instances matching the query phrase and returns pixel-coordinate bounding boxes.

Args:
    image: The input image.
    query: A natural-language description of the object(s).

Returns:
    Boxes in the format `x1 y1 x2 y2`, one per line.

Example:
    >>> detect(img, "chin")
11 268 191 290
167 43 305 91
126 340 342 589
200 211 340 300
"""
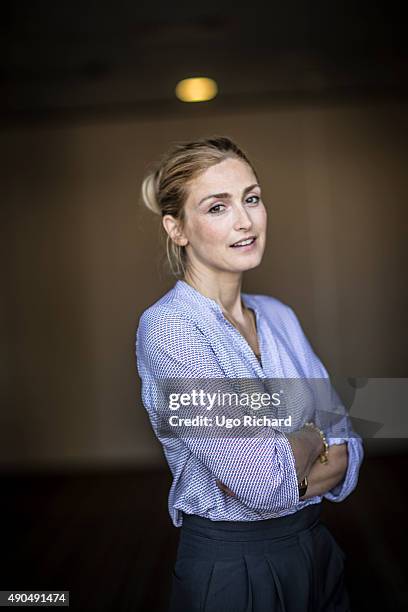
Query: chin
228 256 263 273
243 259 262 272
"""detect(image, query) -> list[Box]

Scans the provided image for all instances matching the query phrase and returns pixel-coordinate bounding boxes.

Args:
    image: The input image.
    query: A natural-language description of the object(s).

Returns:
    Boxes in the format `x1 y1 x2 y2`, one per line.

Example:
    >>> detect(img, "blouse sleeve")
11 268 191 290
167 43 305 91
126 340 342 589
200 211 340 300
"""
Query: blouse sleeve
284 306 364 503
136 305 300 513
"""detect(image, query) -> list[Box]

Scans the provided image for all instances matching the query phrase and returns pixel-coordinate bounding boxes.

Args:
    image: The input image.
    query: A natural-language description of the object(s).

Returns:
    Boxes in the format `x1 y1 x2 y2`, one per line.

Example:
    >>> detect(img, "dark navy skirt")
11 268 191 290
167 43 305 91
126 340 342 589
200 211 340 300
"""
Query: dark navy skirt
169 503 350 612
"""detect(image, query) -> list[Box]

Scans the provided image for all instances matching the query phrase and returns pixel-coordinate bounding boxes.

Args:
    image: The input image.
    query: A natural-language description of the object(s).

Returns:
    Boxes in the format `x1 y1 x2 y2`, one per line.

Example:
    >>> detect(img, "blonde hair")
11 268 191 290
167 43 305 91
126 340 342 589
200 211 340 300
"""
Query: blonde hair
140 136 259 278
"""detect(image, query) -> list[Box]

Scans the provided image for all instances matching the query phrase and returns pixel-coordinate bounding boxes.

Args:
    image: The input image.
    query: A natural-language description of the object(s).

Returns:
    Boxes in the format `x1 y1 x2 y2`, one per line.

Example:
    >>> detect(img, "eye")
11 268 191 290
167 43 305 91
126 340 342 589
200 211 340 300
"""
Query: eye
246 195 260 205
208 203 226 214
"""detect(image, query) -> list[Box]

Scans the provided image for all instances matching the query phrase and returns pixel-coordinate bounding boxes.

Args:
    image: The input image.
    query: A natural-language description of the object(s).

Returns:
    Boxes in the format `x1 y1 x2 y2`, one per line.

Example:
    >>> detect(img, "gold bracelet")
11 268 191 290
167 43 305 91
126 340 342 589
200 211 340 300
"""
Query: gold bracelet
304 422 329 464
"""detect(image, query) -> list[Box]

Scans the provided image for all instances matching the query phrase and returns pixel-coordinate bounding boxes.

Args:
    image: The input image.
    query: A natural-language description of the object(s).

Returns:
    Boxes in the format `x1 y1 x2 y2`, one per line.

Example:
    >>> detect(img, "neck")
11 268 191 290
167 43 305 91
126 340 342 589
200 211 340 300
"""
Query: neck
183 267 246 320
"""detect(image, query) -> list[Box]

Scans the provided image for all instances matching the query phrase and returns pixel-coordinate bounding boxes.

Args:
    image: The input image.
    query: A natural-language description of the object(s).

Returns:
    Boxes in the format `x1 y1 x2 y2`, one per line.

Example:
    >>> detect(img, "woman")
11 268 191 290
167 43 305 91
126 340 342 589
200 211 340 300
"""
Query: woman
135 136 364 612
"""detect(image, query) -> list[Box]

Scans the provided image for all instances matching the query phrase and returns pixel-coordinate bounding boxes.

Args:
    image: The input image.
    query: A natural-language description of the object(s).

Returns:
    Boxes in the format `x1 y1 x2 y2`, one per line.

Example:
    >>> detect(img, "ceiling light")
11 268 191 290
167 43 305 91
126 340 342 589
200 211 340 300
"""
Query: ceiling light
175 77 218 103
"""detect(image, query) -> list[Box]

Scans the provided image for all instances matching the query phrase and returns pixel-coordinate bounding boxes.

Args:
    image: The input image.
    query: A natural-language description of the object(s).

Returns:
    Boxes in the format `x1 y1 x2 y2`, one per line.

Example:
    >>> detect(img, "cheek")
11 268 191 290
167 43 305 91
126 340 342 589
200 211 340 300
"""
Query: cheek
191 219 229 246
254 209 267 236
257 205 268 225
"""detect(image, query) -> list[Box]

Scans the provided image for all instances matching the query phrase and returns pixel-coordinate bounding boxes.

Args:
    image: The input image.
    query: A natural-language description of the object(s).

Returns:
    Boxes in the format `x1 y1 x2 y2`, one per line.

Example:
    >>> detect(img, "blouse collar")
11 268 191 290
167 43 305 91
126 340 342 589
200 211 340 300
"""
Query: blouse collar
175 279 260 317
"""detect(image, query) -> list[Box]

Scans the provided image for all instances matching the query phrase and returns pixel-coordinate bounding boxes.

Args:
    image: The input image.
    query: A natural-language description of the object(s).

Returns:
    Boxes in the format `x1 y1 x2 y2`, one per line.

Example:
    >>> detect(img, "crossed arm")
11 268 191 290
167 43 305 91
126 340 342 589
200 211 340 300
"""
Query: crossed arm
217 438 349 501
297 442 348 499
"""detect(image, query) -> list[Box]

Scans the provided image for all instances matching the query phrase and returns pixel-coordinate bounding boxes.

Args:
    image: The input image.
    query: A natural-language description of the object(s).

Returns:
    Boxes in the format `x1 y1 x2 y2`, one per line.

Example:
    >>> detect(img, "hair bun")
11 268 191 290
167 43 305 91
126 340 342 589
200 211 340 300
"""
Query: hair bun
141 173 161 216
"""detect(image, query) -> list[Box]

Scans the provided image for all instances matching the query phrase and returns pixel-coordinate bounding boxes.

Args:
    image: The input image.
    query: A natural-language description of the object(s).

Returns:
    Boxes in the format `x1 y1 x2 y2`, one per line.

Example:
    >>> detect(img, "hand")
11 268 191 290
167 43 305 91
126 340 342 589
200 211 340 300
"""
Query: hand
216 479 237 498
301 443 348 499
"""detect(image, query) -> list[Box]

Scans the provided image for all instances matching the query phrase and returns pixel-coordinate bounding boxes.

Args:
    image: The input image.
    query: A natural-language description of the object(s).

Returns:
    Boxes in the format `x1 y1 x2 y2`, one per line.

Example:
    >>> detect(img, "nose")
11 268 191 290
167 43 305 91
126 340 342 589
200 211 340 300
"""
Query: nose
233 203 253 231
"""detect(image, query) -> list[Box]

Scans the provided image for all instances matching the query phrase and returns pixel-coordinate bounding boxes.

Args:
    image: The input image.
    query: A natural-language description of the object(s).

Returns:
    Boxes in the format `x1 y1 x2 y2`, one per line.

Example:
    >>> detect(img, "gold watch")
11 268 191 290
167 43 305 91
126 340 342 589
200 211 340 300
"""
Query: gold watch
298 475 308 498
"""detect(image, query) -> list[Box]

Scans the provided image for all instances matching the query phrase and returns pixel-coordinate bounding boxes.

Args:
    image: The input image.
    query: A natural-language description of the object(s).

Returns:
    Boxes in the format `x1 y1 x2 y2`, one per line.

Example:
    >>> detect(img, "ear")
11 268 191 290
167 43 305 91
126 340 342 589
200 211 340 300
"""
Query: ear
162 215 189 246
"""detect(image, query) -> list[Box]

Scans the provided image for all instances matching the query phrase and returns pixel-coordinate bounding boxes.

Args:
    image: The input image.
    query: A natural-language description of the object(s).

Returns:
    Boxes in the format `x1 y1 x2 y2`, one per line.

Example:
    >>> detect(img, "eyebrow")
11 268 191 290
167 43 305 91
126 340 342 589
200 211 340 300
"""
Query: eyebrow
197 183 260 207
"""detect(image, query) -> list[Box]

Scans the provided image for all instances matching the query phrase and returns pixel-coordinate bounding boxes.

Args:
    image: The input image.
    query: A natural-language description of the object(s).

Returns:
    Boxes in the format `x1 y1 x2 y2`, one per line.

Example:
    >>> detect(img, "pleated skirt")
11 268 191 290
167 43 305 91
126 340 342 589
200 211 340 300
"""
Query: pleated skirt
168 503 351 612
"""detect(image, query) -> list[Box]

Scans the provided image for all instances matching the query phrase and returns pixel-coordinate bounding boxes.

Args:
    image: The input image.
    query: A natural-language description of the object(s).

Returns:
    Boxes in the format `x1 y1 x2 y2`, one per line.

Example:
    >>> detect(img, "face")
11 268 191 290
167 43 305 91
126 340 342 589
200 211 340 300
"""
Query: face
165 157 267 277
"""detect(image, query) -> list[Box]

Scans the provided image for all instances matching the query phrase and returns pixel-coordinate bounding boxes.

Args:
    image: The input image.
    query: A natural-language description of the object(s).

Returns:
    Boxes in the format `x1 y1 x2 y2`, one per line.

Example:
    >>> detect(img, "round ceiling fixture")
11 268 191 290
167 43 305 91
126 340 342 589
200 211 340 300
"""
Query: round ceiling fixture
175 77 218 102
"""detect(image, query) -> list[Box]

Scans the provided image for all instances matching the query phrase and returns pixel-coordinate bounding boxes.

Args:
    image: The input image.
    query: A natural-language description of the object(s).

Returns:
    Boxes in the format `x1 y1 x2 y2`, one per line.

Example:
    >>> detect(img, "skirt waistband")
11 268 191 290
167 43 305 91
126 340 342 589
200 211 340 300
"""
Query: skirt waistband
181 502 322 542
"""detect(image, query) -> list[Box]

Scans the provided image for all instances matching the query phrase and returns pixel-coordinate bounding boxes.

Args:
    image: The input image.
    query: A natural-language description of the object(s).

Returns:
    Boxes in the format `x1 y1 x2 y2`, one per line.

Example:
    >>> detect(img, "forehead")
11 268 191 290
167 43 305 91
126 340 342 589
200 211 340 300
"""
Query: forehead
186 158 257 201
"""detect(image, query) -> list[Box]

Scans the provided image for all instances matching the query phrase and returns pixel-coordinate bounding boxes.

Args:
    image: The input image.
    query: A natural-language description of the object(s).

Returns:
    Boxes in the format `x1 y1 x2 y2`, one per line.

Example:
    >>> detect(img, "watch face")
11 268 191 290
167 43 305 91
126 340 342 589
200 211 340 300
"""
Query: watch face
298 476 308 497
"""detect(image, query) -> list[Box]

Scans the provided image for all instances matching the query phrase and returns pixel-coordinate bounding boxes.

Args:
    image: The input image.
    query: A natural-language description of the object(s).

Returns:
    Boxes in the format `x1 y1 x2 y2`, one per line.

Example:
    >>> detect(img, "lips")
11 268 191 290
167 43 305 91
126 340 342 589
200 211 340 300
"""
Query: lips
230 236 256 247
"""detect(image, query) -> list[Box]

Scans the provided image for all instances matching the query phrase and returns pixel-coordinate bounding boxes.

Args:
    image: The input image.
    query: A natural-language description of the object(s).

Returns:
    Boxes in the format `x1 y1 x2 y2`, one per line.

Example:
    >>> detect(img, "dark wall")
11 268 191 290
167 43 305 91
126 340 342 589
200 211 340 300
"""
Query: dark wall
1 99 407 469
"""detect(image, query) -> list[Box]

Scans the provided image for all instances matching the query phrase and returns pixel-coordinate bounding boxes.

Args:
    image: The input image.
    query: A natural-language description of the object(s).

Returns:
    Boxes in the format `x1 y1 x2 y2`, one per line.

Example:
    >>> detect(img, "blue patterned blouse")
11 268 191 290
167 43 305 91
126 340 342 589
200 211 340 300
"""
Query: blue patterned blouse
135 279 364 527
